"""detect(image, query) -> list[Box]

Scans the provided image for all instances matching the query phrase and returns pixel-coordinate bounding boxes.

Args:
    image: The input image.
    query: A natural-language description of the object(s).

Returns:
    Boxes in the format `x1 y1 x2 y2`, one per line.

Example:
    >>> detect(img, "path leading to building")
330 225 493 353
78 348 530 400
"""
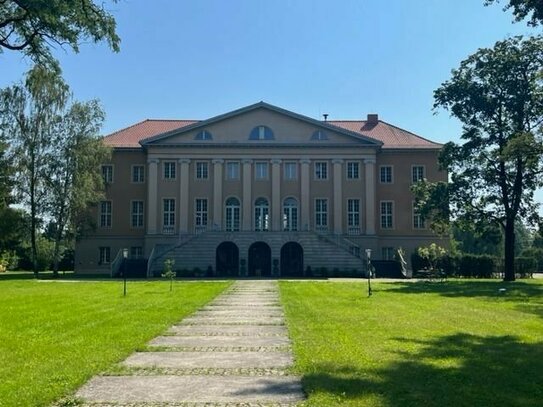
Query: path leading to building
75 281 305 406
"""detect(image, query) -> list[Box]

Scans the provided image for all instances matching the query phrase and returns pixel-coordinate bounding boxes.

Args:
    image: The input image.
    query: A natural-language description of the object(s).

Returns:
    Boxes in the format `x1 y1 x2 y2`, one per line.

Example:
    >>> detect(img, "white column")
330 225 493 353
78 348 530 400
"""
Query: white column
242 159 253 231
147 159 159 234
300 159 310 231
333 159 343 234
364 158 376 235
271 159 282 231
212 159 224 230
178 158 190 234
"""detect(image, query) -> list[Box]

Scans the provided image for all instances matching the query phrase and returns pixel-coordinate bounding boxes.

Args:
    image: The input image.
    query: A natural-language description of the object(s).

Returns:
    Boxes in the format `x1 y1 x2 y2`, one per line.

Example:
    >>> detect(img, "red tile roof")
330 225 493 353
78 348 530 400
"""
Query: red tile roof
103 119 198 148
329 120 441 149
103 118 441 149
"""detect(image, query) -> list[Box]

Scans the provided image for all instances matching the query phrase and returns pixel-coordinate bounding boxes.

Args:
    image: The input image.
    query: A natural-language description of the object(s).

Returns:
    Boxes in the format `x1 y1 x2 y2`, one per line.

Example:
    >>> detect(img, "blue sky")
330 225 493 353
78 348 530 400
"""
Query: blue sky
0 0 533 141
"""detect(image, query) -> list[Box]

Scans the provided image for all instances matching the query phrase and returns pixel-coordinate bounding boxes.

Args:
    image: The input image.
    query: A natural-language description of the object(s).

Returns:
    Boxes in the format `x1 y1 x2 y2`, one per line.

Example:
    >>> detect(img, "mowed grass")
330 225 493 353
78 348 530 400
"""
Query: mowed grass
280 279 543 407
0 277 230 407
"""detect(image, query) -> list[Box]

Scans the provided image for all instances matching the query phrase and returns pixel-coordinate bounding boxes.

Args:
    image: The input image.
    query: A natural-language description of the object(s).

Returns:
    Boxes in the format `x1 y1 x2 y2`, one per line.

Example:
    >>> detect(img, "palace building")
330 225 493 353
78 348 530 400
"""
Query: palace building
74 102 446 277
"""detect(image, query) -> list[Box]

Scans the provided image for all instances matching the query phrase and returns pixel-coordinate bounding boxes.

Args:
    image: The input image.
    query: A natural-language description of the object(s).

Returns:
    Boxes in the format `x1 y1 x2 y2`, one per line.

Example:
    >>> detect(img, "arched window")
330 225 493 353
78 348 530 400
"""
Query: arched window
249 125 274 140
194 130 213 140
225 197 240 231
254 198 270 231
311 130 328 140
283 197 298 231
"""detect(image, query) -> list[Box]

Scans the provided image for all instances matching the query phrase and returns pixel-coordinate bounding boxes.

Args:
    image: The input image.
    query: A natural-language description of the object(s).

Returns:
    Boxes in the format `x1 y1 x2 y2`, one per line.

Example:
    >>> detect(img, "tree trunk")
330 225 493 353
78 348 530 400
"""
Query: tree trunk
30 165 38 278
503 218 516 281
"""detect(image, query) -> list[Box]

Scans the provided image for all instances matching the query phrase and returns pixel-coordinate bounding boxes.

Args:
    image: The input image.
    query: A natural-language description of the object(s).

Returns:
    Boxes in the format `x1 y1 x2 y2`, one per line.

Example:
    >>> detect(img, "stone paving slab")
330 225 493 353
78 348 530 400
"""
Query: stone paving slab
76 375 304 404
168 325 289 336
180 317 285 325
202 305 283 311
149 335 290 348
123 351 293 369
194 310 284 317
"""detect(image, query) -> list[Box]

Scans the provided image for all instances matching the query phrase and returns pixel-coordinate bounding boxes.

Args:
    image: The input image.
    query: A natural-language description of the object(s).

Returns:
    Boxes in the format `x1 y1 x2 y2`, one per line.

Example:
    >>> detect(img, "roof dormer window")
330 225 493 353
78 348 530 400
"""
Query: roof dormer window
311 130 328 140
249 125 274 140
194 130 213 140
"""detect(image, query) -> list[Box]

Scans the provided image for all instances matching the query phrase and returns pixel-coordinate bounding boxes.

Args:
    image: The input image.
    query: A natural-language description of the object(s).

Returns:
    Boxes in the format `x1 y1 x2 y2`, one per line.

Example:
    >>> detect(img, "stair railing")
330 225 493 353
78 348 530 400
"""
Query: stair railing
110 249 124 277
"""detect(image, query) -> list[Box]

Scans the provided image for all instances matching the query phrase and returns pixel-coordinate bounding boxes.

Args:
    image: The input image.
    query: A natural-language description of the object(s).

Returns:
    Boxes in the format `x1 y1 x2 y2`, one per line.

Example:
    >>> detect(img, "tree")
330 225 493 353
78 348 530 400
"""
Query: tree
162 259 176 292
45 99 110 276
421 36 543 282
485 0 543 26
0 0 120 71
0 66 68 275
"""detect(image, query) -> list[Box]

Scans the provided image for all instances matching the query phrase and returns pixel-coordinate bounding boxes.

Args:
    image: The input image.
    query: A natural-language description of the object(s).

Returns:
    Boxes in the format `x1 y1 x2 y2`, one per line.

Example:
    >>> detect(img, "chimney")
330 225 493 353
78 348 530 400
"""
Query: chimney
323 113 329 122
367 114 378 124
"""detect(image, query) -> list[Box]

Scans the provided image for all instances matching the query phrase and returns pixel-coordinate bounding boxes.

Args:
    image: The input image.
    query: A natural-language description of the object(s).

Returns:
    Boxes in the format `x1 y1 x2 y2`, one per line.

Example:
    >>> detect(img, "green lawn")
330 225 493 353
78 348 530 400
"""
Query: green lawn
280 279 543 407
0 276 230 407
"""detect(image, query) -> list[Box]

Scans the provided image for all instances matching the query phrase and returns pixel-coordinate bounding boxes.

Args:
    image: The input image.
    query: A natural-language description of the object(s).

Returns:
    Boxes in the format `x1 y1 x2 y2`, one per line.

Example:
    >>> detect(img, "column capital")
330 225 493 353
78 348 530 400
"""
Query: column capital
147 158 159 165
299 158 311 165
271 159 282 165
212 159 224 165
332 159 344 165
178 158 191 164
242 159 253 165
364 158 376 165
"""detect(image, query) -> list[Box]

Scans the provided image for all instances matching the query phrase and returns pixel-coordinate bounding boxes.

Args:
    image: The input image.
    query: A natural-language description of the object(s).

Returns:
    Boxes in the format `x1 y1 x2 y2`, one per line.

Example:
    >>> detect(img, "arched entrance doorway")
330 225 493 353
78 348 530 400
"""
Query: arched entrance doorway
280 242 304 277
216 242 239 277
248 242 271 277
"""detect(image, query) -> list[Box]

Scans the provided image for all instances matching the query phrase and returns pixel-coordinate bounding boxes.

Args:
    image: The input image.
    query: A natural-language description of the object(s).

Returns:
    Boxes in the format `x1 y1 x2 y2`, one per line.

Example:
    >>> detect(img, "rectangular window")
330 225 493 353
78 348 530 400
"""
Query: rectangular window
255 162 269 180
131 201 144 228
413 203 426 229
380 201 394 229
412 165 425 183
380 166 393 184
132 165 144 183
195 198 208 229
315 199 328 230
196 162 208 180
99 247 111 264
284 162 297 180
347 162 359 179
130 246 143 259
101 165 113 184
347 199 360 228
163 199 175 232
164 161 176 179
315 162 328 180
226 162 240 180
99 201 112 228
382 247 395 260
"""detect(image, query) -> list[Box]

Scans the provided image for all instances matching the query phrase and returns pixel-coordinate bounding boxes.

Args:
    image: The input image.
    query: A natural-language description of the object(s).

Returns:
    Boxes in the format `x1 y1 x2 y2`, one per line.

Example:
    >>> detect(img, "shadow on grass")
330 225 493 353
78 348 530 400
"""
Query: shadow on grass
302 334 543 406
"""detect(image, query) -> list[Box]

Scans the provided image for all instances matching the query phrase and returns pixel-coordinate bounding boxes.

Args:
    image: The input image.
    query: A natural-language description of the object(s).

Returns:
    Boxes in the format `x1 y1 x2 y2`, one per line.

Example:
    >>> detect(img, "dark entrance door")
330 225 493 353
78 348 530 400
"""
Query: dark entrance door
280 242 304 277
248 242 271 277
216 242 239 277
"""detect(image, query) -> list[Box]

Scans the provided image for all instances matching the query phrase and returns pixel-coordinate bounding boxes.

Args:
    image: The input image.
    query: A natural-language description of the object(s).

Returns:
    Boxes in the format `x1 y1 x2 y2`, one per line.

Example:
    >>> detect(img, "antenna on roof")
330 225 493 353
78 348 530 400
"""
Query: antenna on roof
323 113 328 122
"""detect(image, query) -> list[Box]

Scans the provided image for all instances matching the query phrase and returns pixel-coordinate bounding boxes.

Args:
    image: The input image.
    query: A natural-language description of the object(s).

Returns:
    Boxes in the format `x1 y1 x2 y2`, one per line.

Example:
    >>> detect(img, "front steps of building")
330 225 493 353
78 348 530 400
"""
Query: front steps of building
148 231 364 277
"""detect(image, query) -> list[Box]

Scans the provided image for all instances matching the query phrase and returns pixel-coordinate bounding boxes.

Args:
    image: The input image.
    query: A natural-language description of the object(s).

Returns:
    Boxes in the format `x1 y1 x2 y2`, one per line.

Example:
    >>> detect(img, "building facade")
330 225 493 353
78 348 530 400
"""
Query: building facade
75 102 447 276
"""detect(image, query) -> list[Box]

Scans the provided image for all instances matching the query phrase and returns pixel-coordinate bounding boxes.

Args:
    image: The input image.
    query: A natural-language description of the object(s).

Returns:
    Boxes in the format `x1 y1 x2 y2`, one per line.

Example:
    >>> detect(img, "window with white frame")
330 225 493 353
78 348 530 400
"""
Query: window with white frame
195 198 208 228
284 162 297 180
100 201 112 228
226 162 240 180
131 201 144 228
164 161 176 179
283 198 298 231
99 247 111 264
380 201 393 229
132 165 144 183
130 246 143 259
225 197 241 231
255 162 269 180
380 165 393 184
412 165 425 183
315 162 328 180
101 165 113 184
163 199 175 230
254 198 270 231
382 247 395 260
347 199 360 228
347 162 359 179
413 202 426 229
315 199 328 229
196 162 208 179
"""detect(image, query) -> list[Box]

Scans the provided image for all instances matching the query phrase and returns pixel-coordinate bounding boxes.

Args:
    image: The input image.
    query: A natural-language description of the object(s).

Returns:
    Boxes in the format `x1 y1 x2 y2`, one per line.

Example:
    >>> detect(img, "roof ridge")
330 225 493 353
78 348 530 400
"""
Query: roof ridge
103 118 151 139
377 119 443 146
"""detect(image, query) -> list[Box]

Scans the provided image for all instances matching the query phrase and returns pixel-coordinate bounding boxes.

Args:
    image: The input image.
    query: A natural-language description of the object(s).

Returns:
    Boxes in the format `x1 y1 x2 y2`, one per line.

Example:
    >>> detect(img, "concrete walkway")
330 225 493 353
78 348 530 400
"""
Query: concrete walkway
75 281 305 406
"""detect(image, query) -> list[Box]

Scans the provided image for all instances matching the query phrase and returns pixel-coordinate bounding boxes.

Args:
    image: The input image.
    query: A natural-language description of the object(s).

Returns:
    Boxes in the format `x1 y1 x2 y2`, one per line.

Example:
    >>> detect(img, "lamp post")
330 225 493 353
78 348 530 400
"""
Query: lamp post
122 248 128 297
365 248 372 297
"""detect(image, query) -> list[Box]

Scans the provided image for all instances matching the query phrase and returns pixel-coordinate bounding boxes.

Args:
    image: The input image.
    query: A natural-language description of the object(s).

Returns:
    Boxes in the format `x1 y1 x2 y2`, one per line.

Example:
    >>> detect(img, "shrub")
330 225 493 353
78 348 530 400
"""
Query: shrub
418 243 447 272
305 265 312 277
516 256 537 277
458 254 495 278
520 248 543 271
206 265 213 277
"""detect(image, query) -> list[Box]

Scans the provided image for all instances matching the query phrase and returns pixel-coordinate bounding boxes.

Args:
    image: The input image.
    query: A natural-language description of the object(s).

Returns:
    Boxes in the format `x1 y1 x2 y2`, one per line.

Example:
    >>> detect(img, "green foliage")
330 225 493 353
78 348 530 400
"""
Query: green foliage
0 0 120 71
458 254 496 278
162 258 175 291
521 247 543 270
0 250 19 271
417 243 447 272
485 0 543 26
515 256 537 276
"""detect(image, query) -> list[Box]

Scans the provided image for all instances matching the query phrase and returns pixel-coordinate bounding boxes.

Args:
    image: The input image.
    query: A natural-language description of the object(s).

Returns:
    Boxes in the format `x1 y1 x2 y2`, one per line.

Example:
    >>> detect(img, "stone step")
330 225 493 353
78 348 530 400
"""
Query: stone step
168 324 288 336
149 335 290 348
180 317 285 325
194 310 284 317
123 351 293 369
76 375 305 405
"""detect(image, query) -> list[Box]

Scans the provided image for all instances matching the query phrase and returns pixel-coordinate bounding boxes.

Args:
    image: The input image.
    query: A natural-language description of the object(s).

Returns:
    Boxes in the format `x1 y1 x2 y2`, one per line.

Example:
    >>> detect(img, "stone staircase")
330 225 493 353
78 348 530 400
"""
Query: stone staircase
148 231 363 276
